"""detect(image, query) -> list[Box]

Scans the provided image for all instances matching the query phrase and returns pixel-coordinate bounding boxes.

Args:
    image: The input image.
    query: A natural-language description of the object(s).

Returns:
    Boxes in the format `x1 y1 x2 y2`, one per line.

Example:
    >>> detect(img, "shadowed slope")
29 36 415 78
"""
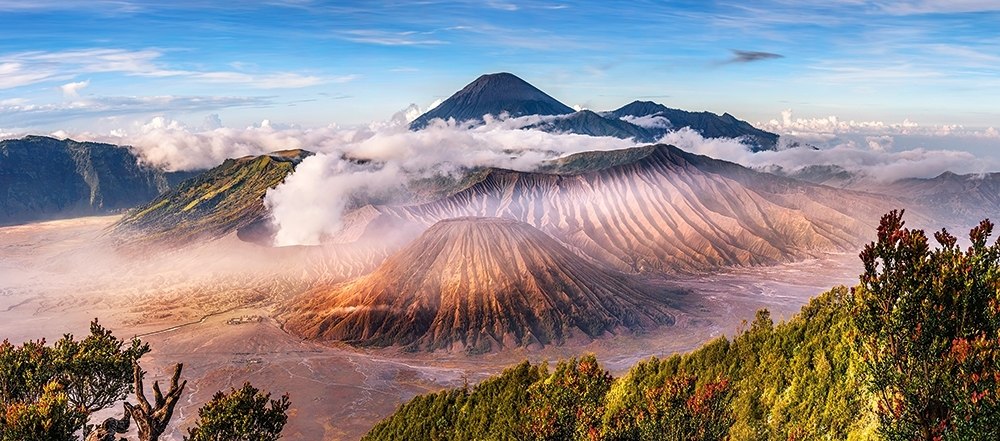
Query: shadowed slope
525 110 656 141
281 217 675 353
0 136 179 225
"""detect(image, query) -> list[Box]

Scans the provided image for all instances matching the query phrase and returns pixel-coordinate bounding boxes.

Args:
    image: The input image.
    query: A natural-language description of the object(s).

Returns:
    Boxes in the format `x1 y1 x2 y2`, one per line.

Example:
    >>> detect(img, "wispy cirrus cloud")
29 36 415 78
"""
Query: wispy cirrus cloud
0 62 61 89
0 95 272 126
0 0 142 12
877 0 1000 14
340 29 450 46
485 0 519 11
0 48 355 89
188 72 355 89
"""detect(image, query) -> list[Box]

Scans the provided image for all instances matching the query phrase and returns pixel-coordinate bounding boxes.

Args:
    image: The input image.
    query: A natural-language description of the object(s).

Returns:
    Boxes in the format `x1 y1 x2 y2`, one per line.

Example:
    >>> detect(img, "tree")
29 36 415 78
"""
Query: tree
0 322 293 441
603 374 730 441
184 382 291 441
525 355 612 441
0 382 84 441
853 210 1000 440
54 319 150 415
126 362 186 441
0 319 148 440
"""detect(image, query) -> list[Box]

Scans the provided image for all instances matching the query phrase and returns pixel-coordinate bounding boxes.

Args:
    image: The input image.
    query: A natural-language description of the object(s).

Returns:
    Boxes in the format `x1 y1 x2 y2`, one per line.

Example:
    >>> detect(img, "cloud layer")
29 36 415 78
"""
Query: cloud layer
24 106 999 246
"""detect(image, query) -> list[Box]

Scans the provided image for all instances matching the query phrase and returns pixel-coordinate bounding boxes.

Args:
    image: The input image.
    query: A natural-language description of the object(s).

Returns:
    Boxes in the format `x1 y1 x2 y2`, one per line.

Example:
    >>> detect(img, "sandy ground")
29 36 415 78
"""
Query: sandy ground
0 216 861 440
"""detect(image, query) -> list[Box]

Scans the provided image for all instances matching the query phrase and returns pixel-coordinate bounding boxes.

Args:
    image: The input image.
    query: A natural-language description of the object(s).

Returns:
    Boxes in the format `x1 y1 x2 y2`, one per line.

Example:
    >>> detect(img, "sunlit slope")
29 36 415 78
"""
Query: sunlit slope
356 144 891 273
281 217 676 353
112 150 311 247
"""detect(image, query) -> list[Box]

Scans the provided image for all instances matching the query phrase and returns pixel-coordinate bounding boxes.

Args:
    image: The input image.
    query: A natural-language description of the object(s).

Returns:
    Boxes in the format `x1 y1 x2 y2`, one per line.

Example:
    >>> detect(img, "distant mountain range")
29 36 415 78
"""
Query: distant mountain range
0 136 194 225
770 165 1000 227
408 72 780 151
0 73 784 228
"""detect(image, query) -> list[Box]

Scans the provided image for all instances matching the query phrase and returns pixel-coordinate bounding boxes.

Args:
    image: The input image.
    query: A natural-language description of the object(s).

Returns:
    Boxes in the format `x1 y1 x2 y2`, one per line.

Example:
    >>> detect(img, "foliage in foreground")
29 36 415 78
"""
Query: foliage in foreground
184 382 291 441
854 211 1000 440
0 320 148 440
0 321 291 441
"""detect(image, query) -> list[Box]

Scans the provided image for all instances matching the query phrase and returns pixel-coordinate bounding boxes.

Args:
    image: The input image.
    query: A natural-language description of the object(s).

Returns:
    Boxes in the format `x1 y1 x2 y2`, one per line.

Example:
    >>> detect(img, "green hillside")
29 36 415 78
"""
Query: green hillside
112 150 310 247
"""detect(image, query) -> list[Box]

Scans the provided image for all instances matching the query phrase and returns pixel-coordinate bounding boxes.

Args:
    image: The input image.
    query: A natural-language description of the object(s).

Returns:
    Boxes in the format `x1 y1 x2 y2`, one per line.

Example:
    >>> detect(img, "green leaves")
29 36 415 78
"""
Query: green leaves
364 287 871 441
184 382 291 441
0 382 85 441
53 319 150 414
0 319 148 441
853 211 1000 440
525 355 612 441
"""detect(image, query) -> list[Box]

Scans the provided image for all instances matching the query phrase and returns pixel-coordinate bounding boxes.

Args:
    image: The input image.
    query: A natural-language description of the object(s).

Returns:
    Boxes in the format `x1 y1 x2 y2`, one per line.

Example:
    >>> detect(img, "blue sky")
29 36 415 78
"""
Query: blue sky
0 0 998 135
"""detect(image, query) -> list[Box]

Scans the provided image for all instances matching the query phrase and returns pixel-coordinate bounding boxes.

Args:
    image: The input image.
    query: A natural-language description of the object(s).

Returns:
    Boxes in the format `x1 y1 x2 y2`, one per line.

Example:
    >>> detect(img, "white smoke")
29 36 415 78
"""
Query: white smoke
266 157 403 246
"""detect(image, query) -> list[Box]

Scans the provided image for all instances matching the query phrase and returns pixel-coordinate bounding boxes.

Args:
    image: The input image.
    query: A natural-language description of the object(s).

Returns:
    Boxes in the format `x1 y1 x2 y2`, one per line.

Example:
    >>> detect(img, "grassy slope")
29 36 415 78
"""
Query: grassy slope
113 152 305 247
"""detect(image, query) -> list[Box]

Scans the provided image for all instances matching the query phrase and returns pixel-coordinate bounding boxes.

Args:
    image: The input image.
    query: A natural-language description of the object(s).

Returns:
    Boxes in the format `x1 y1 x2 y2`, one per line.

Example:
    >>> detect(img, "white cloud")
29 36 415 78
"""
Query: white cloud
759 109 988 139
191 71 338 89
38 104 1000 246
865 135 894 151
60 80 90 98
485 0 519 11
0 97 27 106
0 62 64 89
340 30 449 46
203 113 223 130
261 116 641 245
661 127 997 184
620 114 671 129
880 0 1000 14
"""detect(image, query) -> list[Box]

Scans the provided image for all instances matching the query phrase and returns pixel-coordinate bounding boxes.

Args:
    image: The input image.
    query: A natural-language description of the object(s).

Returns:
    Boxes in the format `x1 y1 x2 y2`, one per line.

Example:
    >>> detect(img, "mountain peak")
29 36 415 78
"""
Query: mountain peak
409 72 574 129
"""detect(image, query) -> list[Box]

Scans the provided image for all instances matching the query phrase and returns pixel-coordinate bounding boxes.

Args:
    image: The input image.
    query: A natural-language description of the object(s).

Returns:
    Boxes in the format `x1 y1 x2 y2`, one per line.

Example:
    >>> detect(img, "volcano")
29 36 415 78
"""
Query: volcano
409 72 575 129
341 144 896 274
280 217 675 353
